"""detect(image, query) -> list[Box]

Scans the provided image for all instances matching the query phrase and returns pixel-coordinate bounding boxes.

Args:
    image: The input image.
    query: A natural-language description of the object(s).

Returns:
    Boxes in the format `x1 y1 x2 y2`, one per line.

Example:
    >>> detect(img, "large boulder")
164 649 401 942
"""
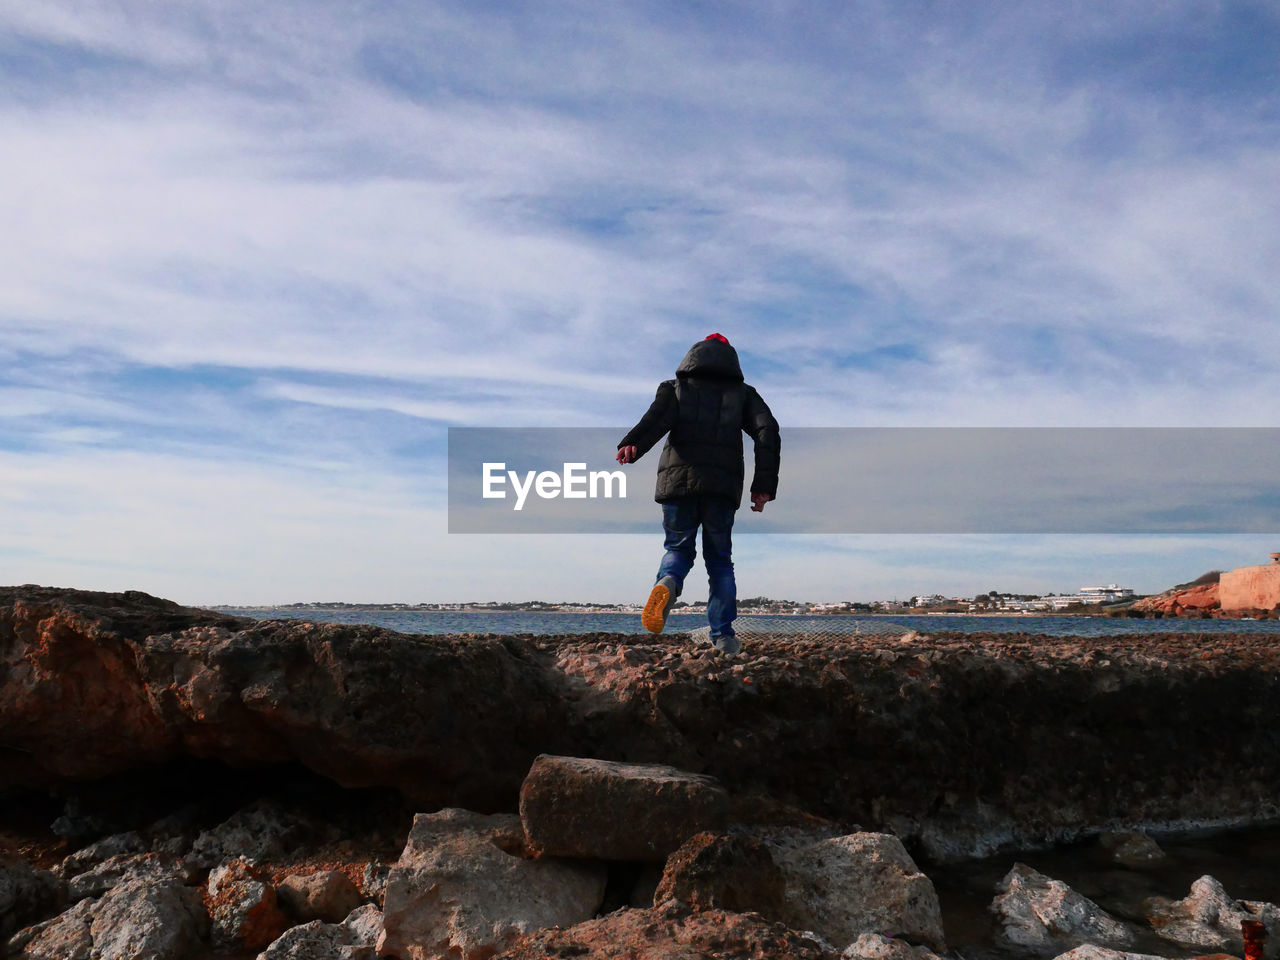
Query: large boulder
652 832 787 918
494 898 842 959
520 755 729 860
1145 875 1280 958
258 903 383 960
774 833 946 952
88 876 207 960
377 808 607 960
276 870 365 924
991 863 1135 951
207 856 289 951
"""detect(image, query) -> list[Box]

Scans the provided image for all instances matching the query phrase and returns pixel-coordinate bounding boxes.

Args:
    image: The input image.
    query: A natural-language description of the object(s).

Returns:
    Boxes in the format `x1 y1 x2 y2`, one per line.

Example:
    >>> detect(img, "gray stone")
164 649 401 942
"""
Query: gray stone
843 932 944 960
187 800 319 869
377 808 607 960
992 863 1136 951
1145 875 1280 959
359 862 391 907
1098 832 1167 870
1 857 62 940
257 904 383 960
88 877 206 960
774 832 946 953
66 853 189 902
56 833 147 879
1050 947 1174 960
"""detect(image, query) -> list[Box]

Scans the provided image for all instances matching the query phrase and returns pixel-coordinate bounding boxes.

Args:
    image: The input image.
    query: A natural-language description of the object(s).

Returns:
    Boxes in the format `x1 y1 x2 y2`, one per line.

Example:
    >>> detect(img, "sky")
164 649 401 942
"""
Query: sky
2 1 1279 605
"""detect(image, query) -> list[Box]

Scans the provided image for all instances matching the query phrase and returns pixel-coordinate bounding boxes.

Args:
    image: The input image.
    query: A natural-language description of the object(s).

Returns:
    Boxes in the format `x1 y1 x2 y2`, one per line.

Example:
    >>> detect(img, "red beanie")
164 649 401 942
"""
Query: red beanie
704 333 730 344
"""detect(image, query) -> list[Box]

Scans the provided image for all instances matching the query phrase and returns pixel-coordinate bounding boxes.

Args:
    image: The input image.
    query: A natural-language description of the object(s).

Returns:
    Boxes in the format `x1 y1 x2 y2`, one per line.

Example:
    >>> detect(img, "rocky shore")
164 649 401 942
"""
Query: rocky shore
3 585 1279 959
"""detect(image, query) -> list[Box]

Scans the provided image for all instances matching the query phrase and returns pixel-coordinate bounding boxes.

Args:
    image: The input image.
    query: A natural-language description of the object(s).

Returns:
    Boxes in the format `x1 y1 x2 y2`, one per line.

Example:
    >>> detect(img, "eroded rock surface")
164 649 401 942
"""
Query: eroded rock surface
258 903 383 960
1144 874 1280 958
207 856 289 951
494 898 843 960
5 585 1280 860
992 863 1135 951
653 831 787 917
774 832 946 952
0 857 61 940
378 808 607 960
520 754 729 860
843 932 943 960
276 869 364 924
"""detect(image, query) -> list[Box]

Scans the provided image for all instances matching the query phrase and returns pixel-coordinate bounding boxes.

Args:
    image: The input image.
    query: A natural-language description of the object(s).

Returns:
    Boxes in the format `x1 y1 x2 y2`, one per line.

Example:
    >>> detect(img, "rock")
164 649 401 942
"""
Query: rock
1132 582 1219 615
494 898 843 959
1 857 62 940
652 831 787 918
992 863 1135 950
187 800 320 869
9 585 1280 862
56 832 148 878
258 904 383 960
207 856 289 951
842 931 943 960
358 862 391 907
88 876 206 960
377 808 606 960
66 852 190 901
7 897 97 959
520 755 729 861
276 870 364 924
774 832 946 952
1098 832 1166 869
1049 948 1173 960
1145 875 1280 958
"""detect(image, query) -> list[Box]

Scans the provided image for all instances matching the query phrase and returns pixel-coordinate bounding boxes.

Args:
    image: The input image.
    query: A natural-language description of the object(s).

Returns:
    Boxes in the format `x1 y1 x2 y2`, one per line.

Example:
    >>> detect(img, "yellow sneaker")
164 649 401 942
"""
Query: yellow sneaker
642 576 678 633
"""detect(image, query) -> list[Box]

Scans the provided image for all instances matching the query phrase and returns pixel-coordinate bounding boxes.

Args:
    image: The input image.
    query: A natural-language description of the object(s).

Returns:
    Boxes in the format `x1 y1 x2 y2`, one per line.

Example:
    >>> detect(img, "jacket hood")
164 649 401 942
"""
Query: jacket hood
676 338 744 381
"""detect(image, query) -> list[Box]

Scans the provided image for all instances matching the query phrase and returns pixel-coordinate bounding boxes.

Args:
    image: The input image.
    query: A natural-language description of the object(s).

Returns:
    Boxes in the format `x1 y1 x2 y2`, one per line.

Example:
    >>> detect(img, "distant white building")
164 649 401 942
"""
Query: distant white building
1046 584 1134 609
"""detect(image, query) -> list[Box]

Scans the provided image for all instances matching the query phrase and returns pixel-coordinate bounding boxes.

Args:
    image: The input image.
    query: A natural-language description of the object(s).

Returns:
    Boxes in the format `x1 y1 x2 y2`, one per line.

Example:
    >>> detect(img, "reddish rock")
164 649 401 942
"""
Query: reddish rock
276 869 364 924
652 832 787 918
495 899 841 959
1132 582 1219 615
206 856 288 951
520 755 729 861
6 586 1280 862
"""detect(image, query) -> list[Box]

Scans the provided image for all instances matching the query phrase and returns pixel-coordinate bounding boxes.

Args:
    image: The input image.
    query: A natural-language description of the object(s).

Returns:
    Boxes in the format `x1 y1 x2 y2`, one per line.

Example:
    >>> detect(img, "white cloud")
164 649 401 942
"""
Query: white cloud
2 1 1278 599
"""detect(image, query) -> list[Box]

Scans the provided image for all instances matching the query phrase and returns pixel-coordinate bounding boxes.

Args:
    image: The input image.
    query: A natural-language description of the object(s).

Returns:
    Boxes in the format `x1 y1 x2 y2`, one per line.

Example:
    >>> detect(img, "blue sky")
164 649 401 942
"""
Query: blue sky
2 1 1279 604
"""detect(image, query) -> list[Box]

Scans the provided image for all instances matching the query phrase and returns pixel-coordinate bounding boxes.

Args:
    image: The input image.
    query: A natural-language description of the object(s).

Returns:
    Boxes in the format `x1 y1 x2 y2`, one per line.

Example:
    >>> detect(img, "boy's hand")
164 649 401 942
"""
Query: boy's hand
750 492 773 513
616 445 638 464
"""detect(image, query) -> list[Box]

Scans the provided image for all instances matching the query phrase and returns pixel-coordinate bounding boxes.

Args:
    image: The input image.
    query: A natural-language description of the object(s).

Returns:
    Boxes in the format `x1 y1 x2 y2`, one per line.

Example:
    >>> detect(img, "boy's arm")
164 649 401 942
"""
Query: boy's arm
617 381 678 461
743 386 780 501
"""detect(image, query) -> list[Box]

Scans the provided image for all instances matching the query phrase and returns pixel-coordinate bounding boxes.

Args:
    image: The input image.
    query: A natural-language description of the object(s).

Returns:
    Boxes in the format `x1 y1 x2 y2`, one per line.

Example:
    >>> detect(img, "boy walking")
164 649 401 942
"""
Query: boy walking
616 334 780 652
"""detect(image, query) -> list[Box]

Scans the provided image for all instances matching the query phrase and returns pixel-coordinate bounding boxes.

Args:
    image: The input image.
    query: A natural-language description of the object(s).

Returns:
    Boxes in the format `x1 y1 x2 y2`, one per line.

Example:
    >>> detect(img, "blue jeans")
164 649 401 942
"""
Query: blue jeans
656 496 736 638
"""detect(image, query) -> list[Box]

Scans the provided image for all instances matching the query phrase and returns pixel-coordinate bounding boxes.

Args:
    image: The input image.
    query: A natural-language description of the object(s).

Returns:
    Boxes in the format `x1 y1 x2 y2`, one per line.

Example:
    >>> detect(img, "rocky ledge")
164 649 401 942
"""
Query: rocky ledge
4 585 1280 861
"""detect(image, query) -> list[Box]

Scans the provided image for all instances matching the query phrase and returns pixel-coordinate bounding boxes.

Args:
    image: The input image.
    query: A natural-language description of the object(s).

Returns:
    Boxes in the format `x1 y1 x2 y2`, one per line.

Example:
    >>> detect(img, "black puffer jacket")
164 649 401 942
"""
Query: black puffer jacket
618 338 780 508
